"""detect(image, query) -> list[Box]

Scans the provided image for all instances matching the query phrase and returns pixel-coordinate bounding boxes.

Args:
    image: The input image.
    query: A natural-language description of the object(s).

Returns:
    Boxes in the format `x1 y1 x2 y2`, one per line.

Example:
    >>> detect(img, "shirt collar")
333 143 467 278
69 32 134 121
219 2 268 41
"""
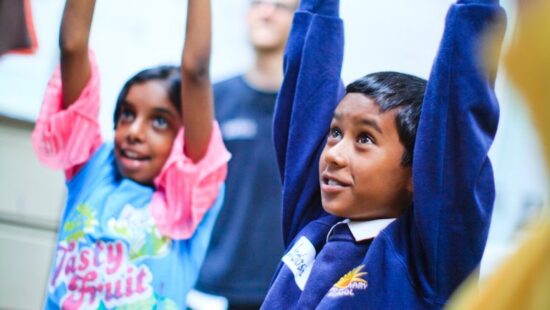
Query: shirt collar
346 218 396 242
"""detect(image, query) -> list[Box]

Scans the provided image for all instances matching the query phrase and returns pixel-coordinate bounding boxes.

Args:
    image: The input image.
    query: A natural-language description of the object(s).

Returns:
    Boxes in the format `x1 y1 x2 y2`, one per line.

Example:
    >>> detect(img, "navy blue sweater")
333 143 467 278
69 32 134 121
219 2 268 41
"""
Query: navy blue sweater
263 0 505 308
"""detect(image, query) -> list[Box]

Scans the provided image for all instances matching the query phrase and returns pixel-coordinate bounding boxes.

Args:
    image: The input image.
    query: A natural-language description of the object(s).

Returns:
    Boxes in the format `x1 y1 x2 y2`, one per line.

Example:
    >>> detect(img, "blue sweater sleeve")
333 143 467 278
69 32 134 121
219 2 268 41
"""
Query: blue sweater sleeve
410 0 506 299
273 0 345 246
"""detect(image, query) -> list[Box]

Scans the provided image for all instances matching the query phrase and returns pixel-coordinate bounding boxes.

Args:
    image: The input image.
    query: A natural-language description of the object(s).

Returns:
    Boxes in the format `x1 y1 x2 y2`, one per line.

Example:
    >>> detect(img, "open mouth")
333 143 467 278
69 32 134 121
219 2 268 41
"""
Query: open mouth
322 177 349 187
117 148 152 170
120 149 151 161
321 174 352 192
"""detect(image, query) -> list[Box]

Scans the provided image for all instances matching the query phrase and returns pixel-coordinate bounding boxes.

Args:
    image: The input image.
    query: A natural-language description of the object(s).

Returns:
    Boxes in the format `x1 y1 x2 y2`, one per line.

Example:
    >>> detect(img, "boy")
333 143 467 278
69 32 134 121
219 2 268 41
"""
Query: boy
262 0 505 308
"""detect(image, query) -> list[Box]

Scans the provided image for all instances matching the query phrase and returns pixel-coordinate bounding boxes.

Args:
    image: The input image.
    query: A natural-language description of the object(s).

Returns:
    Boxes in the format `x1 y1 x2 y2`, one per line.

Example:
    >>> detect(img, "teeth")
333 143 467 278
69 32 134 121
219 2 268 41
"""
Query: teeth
125 151 139 159
328 179 343 186
123 150 147 160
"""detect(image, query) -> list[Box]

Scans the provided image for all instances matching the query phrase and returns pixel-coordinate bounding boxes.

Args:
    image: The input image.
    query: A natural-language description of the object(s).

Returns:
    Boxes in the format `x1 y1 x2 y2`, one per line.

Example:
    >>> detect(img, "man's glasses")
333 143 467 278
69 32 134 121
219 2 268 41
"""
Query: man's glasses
250 0 296 12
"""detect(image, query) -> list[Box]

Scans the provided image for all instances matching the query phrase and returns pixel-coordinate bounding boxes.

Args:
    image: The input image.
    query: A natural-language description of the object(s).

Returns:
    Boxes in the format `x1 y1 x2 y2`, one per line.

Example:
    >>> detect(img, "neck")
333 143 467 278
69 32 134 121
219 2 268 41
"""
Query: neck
244 47 284 92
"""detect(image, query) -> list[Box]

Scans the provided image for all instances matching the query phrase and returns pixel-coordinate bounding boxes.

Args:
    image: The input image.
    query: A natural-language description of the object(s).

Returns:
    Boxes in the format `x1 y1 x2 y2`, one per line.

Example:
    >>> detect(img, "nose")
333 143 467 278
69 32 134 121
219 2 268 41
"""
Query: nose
126 117 146 144
323 139 349 167
255 1 277 17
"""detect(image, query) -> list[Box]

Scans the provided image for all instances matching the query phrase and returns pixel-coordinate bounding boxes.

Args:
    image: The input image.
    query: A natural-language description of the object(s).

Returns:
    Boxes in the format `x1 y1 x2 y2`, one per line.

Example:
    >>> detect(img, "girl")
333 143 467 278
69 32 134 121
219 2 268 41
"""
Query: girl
32 0 230 308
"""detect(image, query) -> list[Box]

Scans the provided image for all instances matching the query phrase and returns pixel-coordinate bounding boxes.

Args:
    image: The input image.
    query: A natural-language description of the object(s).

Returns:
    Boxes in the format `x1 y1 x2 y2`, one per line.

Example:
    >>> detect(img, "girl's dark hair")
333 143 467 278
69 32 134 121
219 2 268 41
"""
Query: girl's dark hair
346 71 427 166
113 65 181 128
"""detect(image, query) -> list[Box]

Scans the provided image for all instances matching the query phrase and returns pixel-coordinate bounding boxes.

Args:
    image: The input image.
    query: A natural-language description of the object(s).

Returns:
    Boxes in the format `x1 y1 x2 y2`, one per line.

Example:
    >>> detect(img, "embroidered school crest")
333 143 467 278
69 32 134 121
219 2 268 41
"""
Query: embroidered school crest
327 265 368 298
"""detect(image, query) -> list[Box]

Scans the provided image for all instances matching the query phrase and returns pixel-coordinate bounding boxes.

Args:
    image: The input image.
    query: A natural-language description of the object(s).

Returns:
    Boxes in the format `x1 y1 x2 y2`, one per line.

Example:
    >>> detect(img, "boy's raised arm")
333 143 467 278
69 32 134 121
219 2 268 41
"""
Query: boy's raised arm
410 0 505 298
59 0 95 109
273 0 345 245
181 0 214 163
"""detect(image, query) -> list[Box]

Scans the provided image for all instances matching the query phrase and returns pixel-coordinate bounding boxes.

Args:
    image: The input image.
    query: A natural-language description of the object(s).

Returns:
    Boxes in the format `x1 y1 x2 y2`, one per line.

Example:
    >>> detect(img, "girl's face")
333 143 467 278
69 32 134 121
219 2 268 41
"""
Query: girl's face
114 80 182 185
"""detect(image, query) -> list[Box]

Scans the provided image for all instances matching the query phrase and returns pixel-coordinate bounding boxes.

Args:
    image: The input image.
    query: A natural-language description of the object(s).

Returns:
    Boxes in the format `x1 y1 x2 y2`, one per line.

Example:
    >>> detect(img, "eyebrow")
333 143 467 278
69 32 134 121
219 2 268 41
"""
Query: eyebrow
152 107 176 117
123 101 177 118
333 113 383 134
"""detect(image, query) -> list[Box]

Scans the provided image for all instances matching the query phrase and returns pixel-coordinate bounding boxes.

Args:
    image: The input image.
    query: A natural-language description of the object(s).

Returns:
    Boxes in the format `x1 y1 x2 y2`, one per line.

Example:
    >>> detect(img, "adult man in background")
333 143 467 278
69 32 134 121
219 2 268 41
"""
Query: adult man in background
189 0 297 309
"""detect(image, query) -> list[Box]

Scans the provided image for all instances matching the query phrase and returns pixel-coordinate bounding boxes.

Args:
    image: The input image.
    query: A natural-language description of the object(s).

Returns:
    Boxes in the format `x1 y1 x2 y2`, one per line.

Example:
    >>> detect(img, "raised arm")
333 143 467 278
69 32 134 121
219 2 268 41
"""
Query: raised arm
273 0 345 246
59 0 95 108
409 0 506 299
32 0 101 178
180 0 213 162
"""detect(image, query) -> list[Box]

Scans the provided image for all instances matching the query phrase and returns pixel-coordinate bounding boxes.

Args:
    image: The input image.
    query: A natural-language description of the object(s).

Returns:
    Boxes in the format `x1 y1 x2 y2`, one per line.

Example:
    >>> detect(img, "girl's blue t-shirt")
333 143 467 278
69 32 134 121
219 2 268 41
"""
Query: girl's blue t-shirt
44 143 224 309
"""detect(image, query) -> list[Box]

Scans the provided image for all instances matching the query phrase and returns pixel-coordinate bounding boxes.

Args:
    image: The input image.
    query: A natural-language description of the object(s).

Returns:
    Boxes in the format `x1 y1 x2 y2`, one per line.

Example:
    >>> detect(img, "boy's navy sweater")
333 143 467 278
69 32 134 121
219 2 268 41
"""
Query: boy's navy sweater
263 0 505 309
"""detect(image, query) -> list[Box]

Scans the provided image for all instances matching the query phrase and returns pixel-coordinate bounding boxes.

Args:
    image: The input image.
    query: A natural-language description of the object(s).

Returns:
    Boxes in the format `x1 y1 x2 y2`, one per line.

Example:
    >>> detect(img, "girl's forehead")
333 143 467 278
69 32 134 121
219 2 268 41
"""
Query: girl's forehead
126 81 175 111
127 80 169 99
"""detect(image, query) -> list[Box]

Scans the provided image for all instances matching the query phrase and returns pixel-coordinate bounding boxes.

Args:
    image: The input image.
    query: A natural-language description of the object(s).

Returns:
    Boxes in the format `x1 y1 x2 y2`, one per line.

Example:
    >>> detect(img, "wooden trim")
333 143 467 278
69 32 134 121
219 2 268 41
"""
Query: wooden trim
0 113 35 131
0 210 58 232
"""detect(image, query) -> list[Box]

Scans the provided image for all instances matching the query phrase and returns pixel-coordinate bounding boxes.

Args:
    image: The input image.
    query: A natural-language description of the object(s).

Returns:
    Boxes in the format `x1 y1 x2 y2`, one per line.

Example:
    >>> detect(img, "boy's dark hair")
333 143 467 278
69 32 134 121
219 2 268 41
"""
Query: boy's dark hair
113 65 181 128
346 71 427 166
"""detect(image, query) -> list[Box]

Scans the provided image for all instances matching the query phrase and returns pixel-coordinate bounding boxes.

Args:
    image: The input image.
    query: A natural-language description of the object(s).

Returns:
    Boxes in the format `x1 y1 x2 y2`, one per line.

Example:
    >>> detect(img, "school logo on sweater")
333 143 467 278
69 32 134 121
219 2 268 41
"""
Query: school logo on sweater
327 265 368 298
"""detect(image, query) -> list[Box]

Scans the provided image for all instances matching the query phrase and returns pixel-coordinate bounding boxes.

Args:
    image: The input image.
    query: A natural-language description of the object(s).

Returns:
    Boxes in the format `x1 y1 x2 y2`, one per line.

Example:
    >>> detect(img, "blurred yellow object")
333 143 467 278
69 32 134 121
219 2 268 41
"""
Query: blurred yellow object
505 0 550 163
447 1 550 309
447 220 550 309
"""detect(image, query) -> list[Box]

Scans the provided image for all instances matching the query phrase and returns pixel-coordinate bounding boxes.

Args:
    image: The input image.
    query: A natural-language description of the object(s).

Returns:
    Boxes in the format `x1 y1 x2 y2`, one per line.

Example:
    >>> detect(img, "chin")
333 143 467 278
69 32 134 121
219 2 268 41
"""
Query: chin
129 175 154 186
321 199 381 221
321 200 350 218
115 166 151 186
251 38 282 51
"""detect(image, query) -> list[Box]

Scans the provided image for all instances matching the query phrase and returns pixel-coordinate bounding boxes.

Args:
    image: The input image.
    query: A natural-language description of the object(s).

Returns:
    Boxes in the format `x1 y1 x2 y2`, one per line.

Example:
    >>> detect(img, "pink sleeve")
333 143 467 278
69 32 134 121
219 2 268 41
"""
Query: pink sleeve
150 122 231 239
31 50 102 180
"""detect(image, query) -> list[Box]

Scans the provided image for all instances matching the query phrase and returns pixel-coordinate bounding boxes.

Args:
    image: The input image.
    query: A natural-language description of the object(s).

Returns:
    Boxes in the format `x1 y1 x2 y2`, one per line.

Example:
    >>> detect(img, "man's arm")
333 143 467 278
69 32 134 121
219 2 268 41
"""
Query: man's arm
273 0 345 246
409 0 506 300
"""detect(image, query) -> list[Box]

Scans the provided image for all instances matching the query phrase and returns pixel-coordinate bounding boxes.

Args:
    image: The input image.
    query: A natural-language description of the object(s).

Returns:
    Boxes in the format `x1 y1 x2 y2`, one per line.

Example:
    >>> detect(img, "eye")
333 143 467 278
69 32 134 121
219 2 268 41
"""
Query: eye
152 116 168 129
119 109 135 123
274 2 293 11
357 133 374 145
328 127 342 140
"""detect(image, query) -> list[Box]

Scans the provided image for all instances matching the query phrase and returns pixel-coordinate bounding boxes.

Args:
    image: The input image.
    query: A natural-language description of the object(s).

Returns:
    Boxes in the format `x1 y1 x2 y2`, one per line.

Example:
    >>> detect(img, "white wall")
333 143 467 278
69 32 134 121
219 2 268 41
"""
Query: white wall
0 0 472 140
0 0 251 136
0 0 547 308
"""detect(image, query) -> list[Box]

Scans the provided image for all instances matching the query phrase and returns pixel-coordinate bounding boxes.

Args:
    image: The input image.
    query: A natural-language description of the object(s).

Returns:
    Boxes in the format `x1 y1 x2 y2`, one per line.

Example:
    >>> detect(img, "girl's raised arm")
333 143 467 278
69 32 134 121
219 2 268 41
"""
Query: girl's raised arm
59 0 95 109
181 0 214 162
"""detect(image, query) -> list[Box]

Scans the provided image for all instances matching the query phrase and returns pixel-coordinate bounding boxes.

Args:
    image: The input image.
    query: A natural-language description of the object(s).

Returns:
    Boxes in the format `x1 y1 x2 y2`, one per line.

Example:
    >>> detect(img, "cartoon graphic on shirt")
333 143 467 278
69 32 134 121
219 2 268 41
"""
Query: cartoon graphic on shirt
63 203 99 242
107 204 171 260
49 203 175 308
327 265 368 298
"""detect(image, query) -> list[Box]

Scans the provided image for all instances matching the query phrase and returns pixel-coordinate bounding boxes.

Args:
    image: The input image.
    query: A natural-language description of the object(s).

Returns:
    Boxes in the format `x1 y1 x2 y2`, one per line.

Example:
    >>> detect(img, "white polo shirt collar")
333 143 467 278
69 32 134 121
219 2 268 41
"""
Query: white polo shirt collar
346 218 396 242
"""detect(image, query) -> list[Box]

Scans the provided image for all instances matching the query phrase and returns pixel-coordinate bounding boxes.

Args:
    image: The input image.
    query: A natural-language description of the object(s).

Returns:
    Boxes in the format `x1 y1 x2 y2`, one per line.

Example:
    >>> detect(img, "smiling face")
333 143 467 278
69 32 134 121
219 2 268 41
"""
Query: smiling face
114 80 182 185
246 0 296 52
319 93 413 221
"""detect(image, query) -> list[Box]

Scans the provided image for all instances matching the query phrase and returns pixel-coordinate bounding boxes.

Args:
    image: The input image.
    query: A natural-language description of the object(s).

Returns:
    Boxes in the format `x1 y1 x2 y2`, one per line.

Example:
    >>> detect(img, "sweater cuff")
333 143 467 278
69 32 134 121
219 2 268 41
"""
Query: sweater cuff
300 0 340 17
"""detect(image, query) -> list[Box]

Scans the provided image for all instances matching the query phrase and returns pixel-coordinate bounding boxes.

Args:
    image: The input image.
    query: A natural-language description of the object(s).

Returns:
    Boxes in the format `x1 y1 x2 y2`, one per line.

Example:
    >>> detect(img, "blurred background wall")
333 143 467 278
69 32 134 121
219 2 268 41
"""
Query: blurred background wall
0 0 547 309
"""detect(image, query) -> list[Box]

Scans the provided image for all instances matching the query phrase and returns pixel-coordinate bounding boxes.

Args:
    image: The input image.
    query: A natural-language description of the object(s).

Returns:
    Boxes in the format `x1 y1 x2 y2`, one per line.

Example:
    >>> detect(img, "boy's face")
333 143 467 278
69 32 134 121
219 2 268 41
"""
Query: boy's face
114 80 182 185
246 0 297 52
319 93 413 221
